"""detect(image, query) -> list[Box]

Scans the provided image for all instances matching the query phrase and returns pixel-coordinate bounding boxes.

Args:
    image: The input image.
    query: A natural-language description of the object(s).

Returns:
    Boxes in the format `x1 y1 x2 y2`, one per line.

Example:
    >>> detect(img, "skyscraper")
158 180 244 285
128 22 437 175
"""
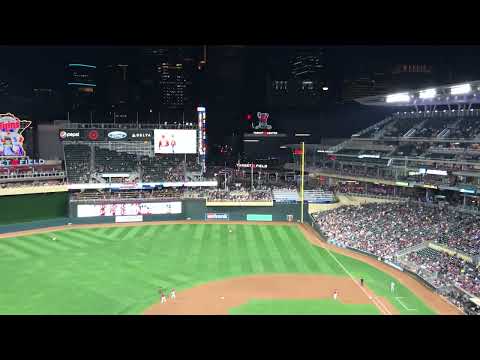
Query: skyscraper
105 64 129 123
65 63 96 122
266 47 329 108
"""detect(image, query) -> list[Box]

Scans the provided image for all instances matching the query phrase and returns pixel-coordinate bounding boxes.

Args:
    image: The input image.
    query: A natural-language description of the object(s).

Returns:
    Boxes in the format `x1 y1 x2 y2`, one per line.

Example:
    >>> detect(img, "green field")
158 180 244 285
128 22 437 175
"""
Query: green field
229 299 381 315
0 223 436 315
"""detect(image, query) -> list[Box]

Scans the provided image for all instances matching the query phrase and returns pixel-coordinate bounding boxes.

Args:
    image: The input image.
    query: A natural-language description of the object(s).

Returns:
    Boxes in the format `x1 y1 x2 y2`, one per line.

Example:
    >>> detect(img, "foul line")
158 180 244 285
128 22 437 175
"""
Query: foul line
323 246 392 315
395 297 416 311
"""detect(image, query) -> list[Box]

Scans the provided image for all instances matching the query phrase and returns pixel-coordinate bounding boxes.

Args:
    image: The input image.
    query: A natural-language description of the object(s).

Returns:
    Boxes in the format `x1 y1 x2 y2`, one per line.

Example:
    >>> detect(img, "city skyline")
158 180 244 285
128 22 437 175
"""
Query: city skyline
3 45 480 153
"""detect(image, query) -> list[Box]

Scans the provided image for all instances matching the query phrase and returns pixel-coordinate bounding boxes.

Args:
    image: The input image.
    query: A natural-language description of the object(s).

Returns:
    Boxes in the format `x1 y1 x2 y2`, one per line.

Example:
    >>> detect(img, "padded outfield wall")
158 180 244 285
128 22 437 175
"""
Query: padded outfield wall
68 199 307 222
0 192 69 225
0 196 308 234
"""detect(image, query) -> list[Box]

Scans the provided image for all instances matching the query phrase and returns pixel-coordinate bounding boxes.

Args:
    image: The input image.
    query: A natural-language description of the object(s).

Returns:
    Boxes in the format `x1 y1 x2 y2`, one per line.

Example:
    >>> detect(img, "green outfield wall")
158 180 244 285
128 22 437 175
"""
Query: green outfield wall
0 196 309 234
0 193 68 225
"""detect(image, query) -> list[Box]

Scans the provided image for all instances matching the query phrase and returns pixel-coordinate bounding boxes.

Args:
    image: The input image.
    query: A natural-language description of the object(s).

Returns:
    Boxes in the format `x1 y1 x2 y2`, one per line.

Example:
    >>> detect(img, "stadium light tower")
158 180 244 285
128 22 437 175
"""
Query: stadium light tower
419 88 437 99
386 93 410 103
451 83 471 95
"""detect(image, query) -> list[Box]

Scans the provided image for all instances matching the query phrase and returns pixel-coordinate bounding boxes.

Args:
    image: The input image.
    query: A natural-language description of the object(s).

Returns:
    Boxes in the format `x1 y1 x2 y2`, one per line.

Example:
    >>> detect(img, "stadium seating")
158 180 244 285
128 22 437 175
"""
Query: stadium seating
94 148 138 174
273 189 300 202
303 189 335 203
64 144 92 183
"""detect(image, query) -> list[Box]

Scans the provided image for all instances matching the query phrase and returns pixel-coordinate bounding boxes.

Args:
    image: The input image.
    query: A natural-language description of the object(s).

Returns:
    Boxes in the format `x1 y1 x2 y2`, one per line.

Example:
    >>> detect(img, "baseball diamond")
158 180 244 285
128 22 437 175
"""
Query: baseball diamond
0 221 459 315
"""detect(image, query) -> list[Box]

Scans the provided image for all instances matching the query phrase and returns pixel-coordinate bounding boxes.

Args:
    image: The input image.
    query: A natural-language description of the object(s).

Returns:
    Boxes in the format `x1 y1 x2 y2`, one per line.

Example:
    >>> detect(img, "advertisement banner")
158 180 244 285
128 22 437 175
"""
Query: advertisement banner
205 213 229 220
59 129 82 140
127 130 153 141
59 129 153 142
77 201 182 218
154 129 197 154
106 130 128 141
59 129 105 141
246 214 273 221
115 215 143 223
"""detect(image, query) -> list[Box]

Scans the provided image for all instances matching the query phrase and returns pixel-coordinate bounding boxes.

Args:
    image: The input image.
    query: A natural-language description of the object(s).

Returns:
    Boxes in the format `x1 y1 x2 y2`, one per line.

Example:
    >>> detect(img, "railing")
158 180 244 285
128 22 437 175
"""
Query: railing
340 192 408 202
61 122 198 130
396 241 430 257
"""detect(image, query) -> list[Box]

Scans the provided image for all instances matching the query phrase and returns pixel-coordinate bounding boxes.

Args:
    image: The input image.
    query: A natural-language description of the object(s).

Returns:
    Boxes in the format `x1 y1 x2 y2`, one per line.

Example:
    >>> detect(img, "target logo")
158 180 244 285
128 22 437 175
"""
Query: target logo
88 130 99 140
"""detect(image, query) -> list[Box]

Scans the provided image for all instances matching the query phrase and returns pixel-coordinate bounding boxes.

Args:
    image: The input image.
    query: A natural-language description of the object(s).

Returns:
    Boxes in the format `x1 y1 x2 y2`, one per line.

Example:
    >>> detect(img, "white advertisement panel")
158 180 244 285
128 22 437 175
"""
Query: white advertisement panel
77 202 182 218
115 215 143 223
154 129 197 154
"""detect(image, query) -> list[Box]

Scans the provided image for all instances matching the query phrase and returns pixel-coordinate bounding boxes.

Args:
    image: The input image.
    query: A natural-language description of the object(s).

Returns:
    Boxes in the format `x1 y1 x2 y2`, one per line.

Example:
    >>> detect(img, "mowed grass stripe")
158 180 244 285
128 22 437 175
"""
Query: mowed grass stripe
252 226 275 273
204 224 222 275
21 234 76 253
184 224 207 269
279 227 312 273
235 224 254 274
102 226 128 239
74 229 117 245
194 224 208 271
227 225 243 274
1 237 52 257
270 228 300 272
257 226 285 273
0 241 31 259
63 231 106 247
114 225 140 241
217 225 231 276
143 225 160 239
263 226 289 272
243 225 265 273
282 226 325 273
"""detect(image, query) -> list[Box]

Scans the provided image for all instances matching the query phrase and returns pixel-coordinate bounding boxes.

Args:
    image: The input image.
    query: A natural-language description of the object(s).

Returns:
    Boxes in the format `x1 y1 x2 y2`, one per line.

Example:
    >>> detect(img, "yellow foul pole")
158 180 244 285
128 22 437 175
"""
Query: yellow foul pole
300 142 305 223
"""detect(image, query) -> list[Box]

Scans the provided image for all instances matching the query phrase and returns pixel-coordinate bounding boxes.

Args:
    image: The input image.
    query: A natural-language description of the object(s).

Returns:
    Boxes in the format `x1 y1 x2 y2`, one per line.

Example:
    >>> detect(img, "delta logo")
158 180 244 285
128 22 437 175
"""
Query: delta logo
131 133 152 138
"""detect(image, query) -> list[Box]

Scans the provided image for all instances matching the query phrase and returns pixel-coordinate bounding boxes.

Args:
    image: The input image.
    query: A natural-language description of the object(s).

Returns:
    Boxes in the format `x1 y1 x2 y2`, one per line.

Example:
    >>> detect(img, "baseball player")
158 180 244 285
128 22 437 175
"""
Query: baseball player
333 290 338 300
161 292 167 304
170 288 176 300
360 278 364 287
390 281 395 293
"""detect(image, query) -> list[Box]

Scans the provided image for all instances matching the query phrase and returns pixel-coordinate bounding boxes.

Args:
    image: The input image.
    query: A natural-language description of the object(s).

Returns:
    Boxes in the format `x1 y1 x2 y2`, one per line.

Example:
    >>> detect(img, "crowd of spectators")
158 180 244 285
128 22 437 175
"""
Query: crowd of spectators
201 188 273 202
0 179 65 189
405 249 480 297
313 202 480 260
71 188 185 201
446 289 480 315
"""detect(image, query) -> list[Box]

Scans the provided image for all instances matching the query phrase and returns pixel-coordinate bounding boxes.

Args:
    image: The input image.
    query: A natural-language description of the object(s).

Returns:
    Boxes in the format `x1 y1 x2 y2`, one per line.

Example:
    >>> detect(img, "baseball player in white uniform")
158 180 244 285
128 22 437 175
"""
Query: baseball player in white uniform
333 290 338 300
161 292 167 304
170 288 176 300
390 281 395 293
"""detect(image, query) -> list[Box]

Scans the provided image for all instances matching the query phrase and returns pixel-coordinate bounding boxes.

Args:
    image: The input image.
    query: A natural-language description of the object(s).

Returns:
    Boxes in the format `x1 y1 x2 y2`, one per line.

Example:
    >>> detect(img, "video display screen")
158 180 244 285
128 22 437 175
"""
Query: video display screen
154 130 197 154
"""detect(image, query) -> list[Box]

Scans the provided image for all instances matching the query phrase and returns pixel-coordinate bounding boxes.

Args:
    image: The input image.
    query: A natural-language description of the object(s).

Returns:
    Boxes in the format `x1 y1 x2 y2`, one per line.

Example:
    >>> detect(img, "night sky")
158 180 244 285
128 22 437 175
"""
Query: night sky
2 45 480 148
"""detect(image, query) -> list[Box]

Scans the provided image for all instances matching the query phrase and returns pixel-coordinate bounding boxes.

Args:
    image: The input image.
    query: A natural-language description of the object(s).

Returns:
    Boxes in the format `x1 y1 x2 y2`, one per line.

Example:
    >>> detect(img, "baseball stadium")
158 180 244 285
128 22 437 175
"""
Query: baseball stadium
1 80 480 316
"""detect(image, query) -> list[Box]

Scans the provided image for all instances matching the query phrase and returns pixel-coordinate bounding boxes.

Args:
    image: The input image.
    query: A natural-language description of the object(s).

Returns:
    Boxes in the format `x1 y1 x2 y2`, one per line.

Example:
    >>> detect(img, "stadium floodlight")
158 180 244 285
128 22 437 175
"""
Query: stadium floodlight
450 83 471 95
419 88 437 99
386 93 410 103
322 87 329 91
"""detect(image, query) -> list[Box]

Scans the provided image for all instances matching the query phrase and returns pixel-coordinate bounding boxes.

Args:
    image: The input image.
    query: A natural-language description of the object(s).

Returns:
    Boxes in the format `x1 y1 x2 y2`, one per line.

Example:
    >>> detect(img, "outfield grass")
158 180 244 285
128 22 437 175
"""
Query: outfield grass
0 224 436 315
229 299 382 315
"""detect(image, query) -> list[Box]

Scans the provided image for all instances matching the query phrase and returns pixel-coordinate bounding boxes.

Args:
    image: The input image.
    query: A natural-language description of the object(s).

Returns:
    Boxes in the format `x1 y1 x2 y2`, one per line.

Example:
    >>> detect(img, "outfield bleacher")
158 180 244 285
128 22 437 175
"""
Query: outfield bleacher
273 189 300 203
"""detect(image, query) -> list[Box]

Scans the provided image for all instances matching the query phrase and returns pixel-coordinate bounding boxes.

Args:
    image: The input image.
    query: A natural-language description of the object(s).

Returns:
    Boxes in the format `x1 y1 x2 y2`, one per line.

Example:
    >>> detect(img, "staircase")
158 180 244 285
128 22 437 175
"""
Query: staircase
396 241 430 257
